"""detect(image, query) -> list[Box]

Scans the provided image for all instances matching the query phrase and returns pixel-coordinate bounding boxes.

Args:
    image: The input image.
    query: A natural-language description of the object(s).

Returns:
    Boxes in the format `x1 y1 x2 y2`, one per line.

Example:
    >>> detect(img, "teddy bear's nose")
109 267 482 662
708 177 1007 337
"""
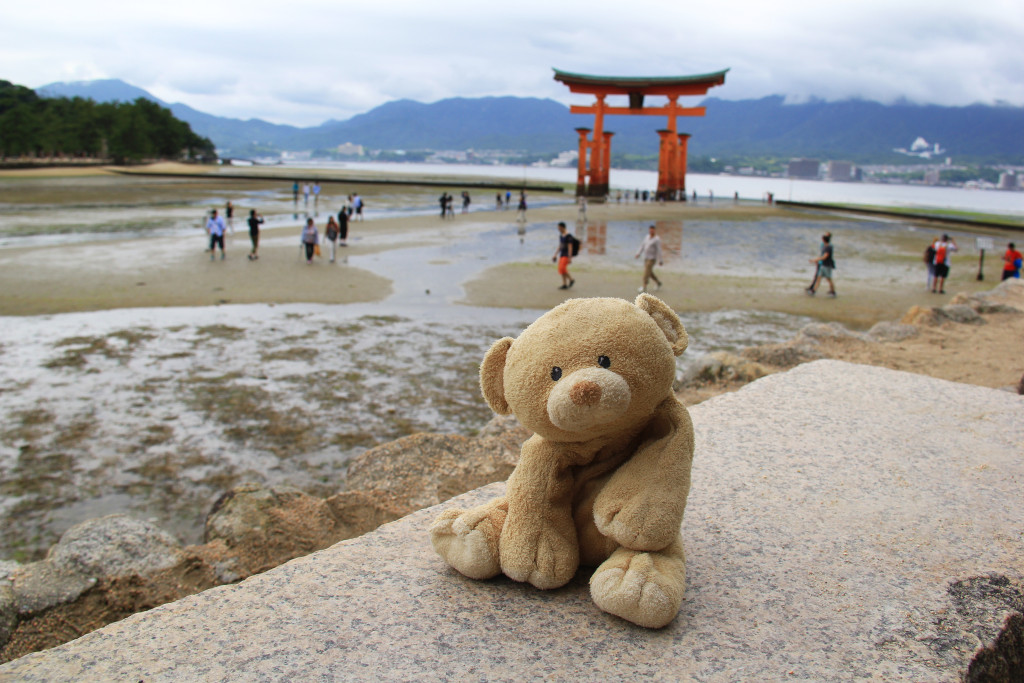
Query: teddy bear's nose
569 380 602 406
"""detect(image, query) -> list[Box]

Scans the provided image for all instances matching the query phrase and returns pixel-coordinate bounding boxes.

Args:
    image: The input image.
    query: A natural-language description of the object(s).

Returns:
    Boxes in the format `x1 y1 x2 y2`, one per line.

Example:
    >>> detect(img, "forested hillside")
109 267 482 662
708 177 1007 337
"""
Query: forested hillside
1 80 214 163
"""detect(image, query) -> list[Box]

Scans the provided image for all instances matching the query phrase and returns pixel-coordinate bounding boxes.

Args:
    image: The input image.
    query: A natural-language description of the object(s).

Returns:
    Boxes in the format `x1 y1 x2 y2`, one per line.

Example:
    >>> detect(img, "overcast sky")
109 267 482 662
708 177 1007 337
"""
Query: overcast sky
3 0 1021 127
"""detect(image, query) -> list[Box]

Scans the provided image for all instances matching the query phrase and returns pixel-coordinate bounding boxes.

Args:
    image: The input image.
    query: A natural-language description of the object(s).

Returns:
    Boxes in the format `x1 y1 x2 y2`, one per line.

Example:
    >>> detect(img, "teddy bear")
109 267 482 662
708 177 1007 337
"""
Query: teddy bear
430 293 694 628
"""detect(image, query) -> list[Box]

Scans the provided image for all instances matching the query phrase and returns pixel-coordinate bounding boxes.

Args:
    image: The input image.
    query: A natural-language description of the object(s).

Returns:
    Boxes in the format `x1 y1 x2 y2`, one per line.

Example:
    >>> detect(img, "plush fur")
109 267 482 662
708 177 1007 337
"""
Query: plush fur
430 294 695 628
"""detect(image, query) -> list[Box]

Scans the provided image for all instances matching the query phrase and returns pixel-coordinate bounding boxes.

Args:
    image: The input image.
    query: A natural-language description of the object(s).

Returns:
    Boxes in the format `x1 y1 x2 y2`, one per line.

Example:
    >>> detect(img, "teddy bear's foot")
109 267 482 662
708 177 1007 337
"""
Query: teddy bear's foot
589 542 685 629
429 504 504 580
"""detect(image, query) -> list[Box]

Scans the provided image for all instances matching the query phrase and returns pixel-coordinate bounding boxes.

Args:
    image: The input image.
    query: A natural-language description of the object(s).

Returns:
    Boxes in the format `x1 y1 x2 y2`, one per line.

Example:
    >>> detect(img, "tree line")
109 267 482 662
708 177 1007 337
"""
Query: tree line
0 80 215 163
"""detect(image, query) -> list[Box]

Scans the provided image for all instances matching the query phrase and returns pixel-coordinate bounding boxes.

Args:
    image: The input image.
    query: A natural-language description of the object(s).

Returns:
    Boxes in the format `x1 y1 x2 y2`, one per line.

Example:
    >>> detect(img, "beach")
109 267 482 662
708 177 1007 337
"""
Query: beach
1 165 1022 562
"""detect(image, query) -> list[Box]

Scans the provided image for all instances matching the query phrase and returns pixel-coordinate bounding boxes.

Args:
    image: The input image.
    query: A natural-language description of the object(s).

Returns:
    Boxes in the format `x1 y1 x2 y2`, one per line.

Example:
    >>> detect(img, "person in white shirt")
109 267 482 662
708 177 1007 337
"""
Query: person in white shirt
206 209 227 261
635 224 663 292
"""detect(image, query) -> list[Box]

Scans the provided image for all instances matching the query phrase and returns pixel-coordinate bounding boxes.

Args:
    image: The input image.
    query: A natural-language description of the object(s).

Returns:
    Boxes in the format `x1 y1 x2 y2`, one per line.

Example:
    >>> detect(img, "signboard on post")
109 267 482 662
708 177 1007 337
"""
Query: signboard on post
976 238 994 280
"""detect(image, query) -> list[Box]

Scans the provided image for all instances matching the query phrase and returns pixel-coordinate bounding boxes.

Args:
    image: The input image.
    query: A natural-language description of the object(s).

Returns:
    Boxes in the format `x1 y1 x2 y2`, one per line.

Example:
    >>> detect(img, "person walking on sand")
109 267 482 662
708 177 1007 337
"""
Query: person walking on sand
806 233 836 297
516 191 527 221
303 182 311 208
931 234 958 294
635 224 663 293
338 203 350 246
352 193 364 221
292 181 299 205
225 201 235 234
301 217 319 264
313 182 321 211
206 209 227 261
324 215 339 263
552 222 575 290
924 238 938 291
1002 241 1022 280
247 209 264 260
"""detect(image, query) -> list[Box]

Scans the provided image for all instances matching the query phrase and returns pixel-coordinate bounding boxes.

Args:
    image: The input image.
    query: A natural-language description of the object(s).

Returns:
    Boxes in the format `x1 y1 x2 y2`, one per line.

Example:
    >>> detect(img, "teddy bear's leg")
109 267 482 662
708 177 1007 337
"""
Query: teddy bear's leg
589 534 686 629
429 497 507 580
574 475 620 567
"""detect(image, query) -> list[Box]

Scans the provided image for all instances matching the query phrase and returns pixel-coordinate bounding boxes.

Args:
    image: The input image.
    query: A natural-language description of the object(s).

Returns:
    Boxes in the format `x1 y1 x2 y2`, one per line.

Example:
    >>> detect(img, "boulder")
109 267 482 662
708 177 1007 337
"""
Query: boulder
740 341 825 368
797 321 868 342
341 428 522 513
867 321 919 342
204 484 341 576
0 582 14 649
48 514 184 581
939 303 984 325
9 561 95 616
901 305 943 326
677 351 771 388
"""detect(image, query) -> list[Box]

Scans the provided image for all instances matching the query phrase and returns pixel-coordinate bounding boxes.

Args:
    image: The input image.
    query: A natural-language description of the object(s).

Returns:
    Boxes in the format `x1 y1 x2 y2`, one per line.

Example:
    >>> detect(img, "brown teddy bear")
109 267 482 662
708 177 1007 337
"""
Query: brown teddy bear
430 294 694 628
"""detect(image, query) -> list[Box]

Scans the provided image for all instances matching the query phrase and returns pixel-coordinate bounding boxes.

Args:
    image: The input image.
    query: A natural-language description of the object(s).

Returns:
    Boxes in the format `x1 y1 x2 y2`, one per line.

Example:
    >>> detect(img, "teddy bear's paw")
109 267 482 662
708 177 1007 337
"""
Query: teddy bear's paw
594 498 678 552
430 508 501 580
500 523 578 590
590 548 685 629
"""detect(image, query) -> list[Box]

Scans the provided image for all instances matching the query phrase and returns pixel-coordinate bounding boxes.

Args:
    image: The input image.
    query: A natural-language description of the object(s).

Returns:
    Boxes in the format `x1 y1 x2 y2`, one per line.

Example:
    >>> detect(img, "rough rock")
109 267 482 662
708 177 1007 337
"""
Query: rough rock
677 351 771 388
797 321 869 342
901 305 943 326
204 484 342 576
740 340 825 368
342 426 523 513
866 320 919 342
938 303 984 325
48 515 184 581
949 289 1023 314
9 563 95 617
0 563 19 582
0 583 14 649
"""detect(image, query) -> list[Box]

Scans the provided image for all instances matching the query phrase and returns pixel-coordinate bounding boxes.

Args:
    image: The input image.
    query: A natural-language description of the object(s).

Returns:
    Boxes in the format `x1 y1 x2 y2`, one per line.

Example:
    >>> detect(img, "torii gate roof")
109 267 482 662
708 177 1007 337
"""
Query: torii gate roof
552 68 729 96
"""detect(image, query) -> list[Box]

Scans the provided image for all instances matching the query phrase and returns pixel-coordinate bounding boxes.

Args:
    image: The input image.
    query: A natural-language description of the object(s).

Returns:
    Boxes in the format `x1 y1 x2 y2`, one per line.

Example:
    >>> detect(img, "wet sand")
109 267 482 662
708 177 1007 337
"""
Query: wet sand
0 189 1007 329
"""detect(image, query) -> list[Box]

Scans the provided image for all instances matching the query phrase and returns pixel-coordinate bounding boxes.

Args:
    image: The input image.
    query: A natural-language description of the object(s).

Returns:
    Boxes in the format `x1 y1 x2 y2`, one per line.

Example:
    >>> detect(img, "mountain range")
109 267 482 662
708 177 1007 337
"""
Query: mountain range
37 79 1024 164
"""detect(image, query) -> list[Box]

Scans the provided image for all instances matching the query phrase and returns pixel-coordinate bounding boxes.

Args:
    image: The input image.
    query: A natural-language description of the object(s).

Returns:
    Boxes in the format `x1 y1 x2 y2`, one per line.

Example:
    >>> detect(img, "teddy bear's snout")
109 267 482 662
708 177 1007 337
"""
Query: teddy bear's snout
546 367 631 433
569 380 602 406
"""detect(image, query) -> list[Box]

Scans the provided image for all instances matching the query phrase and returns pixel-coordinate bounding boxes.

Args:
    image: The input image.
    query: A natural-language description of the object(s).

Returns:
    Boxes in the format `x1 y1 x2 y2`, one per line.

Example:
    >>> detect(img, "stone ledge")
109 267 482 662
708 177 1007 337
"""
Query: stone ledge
2 360 1021 681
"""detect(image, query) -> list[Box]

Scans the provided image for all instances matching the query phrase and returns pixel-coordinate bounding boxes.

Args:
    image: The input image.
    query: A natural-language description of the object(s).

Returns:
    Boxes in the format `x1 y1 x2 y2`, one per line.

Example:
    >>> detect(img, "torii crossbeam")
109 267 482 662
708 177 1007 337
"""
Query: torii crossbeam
553 68 728 200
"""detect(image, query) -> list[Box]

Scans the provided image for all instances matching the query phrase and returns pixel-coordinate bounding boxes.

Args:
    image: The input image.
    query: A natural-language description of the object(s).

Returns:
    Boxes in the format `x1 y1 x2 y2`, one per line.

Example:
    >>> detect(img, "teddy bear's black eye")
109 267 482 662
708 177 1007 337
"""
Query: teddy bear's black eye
598 355 611 369
551 366 562 381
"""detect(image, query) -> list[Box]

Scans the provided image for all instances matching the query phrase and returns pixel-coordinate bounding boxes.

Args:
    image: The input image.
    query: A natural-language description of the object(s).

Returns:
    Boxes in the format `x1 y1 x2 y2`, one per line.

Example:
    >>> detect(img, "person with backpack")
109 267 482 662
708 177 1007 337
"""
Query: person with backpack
552 221 576 290
635 224 664 292
931 234 958 294
1002 242 1022 280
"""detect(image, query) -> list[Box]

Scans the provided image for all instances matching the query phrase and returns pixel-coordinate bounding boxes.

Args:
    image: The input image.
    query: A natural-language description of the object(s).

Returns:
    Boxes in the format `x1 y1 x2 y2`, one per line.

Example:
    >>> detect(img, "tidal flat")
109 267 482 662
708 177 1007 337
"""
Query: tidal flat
0 167 1015 561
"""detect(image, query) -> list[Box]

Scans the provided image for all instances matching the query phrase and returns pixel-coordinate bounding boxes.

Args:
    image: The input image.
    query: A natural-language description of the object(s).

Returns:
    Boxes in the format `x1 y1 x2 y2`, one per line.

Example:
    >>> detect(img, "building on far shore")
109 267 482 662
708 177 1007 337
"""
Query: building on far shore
787 158 821 179
825 160 860 182
998 171 1020 190
336 142 365 157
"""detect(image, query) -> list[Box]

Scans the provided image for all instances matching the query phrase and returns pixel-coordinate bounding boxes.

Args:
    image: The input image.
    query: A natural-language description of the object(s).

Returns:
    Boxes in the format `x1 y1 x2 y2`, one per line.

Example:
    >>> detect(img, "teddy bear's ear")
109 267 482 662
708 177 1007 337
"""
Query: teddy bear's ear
480 337 514 415
635 293 688 356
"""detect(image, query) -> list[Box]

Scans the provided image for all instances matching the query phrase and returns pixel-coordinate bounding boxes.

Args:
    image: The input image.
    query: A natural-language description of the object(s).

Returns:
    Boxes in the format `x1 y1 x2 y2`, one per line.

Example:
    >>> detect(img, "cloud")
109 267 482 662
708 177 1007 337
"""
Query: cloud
2 0 1021 126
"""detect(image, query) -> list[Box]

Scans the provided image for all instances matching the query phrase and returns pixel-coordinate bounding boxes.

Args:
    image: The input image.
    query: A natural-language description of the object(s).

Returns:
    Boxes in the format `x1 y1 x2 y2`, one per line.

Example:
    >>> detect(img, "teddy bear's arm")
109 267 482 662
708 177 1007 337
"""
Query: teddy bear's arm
593 399 694 551
499 435 580 590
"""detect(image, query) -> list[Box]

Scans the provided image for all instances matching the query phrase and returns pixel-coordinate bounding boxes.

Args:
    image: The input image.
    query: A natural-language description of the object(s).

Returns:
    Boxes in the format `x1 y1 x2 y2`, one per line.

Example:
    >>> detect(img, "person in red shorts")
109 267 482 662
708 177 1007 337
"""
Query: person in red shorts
1003 242 1023 280
551 222 575 290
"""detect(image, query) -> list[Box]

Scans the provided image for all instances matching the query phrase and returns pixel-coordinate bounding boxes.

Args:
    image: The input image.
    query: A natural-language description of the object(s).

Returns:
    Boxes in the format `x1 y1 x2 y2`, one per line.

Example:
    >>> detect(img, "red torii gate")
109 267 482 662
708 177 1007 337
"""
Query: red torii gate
553 68 728 200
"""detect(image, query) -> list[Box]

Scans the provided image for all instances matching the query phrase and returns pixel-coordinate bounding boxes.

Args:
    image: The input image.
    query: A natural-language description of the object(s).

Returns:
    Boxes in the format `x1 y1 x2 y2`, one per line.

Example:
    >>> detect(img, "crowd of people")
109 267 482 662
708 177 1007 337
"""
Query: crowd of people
205 183 1022 298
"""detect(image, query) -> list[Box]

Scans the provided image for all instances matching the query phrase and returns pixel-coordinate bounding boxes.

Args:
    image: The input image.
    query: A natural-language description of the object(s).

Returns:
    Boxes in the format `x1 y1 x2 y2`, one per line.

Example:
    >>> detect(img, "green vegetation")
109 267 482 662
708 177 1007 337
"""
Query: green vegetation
0 79 215 163
817 203 1024 228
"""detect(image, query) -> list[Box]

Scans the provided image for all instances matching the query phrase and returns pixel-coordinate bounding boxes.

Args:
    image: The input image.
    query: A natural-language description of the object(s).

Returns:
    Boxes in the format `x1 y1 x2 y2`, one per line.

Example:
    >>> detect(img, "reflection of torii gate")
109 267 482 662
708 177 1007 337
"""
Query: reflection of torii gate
553 68 728 200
